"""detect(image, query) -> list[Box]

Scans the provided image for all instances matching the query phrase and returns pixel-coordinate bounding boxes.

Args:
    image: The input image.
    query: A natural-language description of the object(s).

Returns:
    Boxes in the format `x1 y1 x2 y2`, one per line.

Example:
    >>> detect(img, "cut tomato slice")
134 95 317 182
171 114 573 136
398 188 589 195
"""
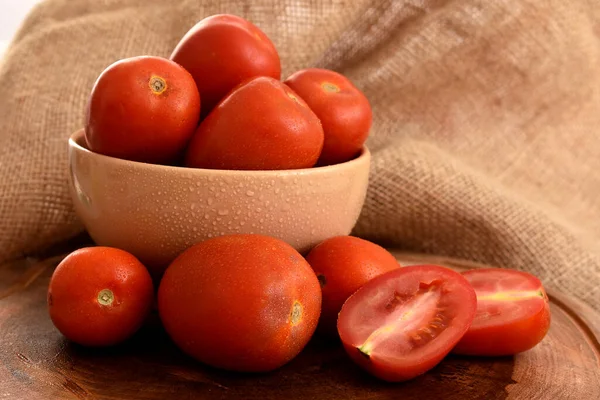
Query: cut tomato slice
337 265 477 382
453 268 551 356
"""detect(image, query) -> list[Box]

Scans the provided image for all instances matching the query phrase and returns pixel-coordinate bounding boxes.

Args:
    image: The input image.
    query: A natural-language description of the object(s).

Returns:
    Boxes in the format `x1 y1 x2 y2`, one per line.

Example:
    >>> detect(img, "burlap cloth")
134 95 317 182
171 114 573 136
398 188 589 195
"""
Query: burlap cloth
1 0 598 310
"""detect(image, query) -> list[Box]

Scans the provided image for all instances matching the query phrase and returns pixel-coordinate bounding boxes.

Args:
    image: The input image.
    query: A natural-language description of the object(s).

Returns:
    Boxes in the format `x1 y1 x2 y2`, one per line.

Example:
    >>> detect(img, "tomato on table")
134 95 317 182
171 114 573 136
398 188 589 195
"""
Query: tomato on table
171 14 281 118
47 247 154 347
337 265 477 382
453 268 551 356
85 56 201 165
158 234 322 372
284 68 372 166
305 236 400 336
185 77 324 170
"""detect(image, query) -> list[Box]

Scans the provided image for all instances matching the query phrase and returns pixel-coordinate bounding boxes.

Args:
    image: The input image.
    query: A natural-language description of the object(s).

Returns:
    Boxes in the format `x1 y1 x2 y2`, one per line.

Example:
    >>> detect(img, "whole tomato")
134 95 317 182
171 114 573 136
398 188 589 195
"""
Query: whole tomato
158 234 322 372
85 56 201 164
47 247 154 347
171 14 281 118
284 68 372 166
305 236 400 336
185 77 324 170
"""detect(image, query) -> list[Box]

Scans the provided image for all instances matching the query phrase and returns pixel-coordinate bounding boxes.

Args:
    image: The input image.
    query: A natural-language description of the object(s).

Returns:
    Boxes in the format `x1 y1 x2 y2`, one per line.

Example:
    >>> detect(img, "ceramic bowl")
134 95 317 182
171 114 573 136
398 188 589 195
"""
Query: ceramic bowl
68 129 370 277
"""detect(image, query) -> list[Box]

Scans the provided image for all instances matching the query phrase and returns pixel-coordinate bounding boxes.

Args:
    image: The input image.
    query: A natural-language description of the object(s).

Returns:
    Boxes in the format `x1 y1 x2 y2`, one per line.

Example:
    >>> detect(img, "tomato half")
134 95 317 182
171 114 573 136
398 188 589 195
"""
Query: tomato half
48 247 154 347
305 236 400 336
337 265 477 382
453 268 551 356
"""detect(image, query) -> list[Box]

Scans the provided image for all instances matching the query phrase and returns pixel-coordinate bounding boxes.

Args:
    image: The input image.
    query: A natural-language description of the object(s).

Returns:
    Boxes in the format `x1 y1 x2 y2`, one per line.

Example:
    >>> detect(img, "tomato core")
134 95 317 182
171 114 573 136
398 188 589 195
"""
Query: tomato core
357 280 449 357
321 82 340 93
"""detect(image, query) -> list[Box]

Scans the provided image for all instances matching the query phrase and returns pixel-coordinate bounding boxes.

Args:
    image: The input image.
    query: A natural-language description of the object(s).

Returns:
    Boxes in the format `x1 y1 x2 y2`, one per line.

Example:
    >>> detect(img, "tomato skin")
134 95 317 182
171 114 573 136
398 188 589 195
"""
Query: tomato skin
158 234 321 372
284 68 372 166
305 236 399 336
453 268 551 356
47 247 154 347
337 265 477 382
171 14 281 118
185 77 324 170
85 56 201 164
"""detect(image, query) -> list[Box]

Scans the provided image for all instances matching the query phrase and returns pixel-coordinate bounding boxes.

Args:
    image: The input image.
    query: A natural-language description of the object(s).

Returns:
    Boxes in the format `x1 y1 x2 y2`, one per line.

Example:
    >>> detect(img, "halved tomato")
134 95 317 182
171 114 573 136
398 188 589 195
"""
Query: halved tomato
453 268 551 356
337 265 477 382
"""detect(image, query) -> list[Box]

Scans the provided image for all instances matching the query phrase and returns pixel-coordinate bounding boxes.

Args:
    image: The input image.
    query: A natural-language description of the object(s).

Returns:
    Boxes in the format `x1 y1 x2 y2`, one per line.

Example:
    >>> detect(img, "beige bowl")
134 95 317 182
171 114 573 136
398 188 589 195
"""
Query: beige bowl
68 129 370 277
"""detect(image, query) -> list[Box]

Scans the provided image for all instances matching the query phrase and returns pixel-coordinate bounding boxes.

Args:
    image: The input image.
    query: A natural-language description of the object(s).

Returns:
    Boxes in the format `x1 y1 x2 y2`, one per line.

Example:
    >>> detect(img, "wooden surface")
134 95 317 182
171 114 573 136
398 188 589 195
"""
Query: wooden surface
1 250 599 400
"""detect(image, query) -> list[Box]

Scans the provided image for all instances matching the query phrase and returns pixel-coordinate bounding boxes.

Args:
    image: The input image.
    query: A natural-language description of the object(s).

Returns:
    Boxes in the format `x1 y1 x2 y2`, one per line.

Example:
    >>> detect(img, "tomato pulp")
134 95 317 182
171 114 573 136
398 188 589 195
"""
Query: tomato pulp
453 268 551 356
337 265 477 382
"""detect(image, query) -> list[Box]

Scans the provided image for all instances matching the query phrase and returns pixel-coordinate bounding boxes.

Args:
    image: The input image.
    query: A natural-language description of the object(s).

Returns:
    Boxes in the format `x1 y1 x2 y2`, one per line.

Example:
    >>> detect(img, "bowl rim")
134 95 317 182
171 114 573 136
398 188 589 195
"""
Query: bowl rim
69 129 371 176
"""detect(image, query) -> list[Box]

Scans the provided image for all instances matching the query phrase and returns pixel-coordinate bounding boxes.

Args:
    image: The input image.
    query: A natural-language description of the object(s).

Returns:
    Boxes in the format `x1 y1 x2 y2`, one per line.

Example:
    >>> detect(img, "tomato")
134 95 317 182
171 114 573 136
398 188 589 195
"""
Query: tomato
171 14 281 118
453 268 551 356
337 265 477 382
185 77 324 170
85 56 201 164
305 236 400 336
47 247 154 347
284 68 372 166
158 234 321 372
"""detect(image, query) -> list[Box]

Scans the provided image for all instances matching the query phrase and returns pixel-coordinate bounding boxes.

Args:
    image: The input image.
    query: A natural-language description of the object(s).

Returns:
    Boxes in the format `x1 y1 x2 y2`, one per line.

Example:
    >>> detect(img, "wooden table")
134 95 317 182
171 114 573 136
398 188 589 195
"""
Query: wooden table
1 249 599 399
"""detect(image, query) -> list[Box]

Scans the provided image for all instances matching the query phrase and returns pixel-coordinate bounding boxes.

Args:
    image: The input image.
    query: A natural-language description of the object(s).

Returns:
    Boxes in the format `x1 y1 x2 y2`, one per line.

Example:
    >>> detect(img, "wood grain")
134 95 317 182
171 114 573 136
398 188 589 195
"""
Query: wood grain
0 251 598 399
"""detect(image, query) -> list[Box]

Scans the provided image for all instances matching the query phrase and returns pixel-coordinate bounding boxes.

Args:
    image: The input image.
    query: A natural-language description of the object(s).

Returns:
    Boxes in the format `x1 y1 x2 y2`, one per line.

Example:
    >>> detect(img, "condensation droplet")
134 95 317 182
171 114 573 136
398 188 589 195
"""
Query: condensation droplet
218 209 229 216
204 214 210 219
190 204 196 210
246 190 255 197
240 221 246 226
207 198 214 205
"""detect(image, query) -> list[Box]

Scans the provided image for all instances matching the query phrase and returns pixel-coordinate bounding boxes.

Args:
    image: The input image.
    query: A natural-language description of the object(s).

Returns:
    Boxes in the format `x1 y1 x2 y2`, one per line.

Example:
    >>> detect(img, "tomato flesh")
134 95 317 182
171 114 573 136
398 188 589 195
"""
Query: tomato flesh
337 265 477 382
453 268 551 356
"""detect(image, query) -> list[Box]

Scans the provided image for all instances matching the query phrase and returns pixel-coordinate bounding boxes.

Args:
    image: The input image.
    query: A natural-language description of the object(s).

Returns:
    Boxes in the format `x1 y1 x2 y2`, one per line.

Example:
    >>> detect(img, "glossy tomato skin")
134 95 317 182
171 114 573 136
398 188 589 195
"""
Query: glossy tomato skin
47 247 154 347
305 236 399 336
453 268 551 356
284 68 372 166
158 234 322 372
185 77 324 170
85 56 201 164
338 265 477 382
171 14 281 118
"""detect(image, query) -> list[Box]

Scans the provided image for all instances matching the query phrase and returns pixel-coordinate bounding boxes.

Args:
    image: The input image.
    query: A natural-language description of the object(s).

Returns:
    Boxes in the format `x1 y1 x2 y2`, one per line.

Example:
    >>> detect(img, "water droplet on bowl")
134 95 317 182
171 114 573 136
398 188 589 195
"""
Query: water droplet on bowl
218 209 229 216
246 190 255 197
207 198 214 205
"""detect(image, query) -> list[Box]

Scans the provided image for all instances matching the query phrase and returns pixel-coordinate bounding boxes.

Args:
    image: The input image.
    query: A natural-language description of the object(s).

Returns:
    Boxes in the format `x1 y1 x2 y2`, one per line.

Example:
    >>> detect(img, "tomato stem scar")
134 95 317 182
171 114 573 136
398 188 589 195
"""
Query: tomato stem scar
149 76 167 95
290 301 303 325
97 289 114 306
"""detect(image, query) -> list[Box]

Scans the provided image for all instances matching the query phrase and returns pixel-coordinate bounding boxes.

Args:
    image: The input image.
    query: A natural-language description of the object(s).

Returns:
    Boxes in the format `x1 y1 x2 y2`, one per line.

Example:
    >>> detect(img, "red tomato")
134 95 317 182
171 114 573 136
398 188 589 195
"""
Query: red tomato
171 14 281 118
47 247 154 347
284 68 372 166
453 268 551 356
85 56 201 164
158 234 322 372
185 77 324 170
305 236 400 336
337 265 477 382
